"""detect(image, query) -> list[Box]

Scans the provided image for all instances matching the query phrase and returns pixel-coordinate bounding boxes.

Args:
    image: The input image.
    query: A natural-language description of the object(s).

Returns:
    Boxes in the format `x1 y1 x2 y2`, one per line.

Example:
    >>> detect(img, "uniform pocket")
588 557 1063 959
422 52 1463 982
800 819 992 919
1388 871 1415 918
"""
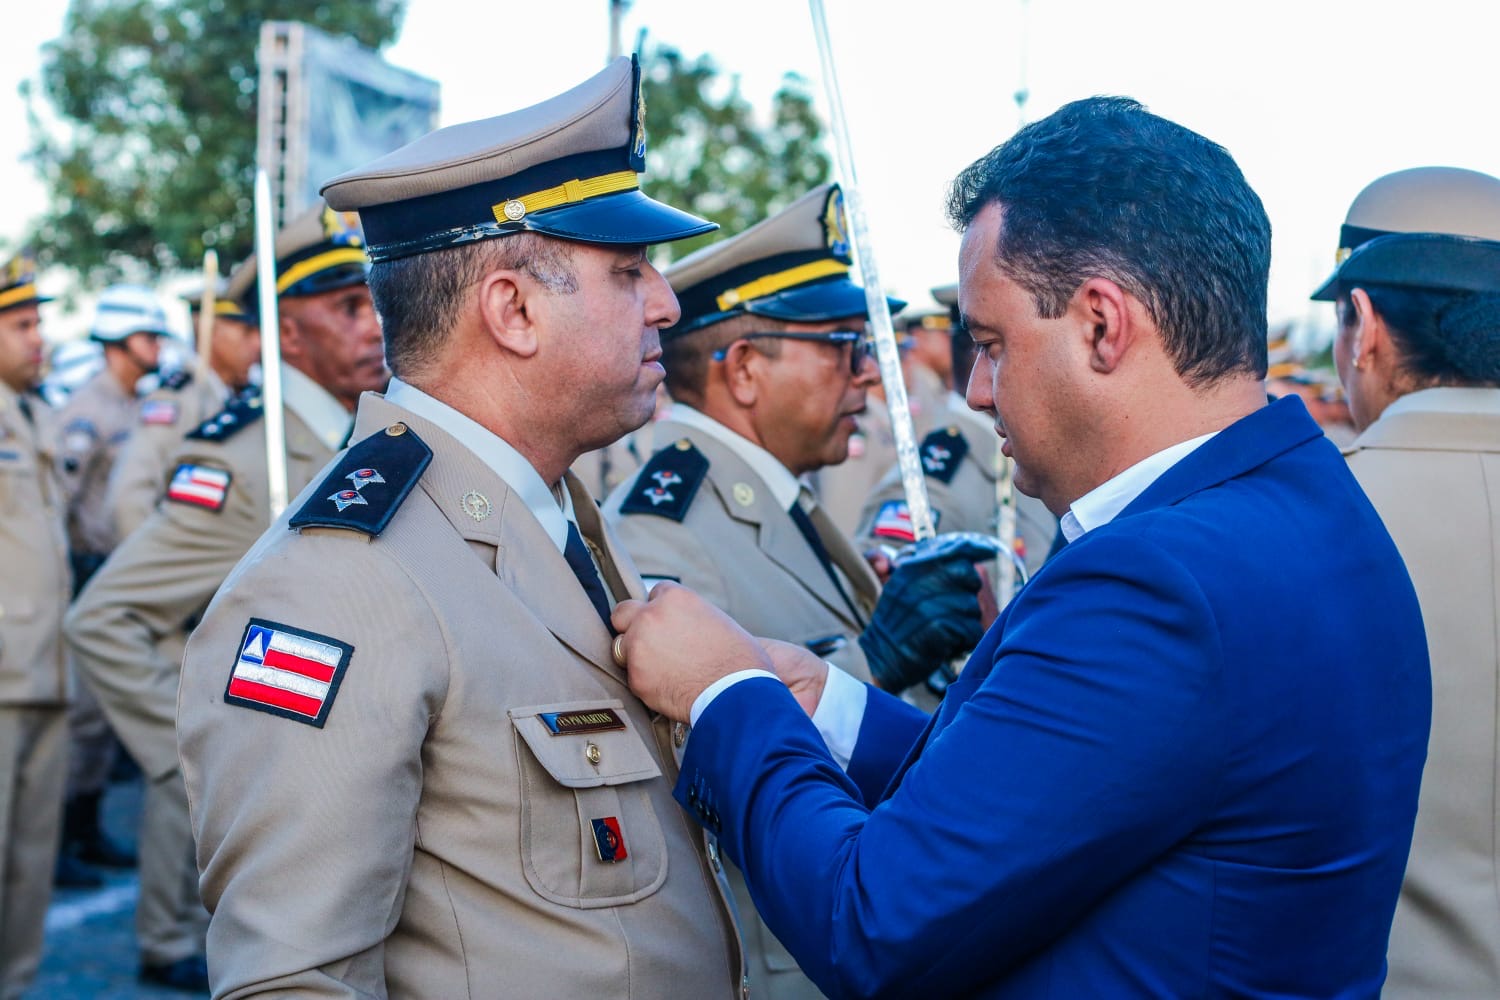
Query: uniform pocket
510 699 669 909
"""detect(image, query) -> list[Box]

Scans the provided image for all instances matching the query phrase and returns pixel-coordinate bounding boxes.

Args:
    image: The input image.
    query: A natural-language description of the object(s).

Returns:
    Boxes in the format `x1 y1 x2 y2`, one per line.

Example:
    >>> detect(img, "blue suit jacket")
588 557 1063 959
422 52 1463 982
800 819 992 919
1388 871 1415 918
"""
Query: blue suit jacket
677 398 1430 998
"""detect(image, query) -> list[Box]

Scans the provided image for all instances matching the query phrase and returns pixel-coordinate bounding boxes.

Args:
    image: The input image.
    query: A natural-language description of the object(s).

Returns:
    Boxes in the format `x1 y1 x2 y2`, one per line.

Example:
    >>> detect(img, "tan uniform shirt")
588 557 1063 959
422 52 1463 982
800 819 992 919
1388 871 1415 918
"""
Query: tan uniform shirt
604 409 880 1000
0 383 70 704
856 392 1058 581
107 368 231 540
1349 387 1500 999
57 367 138 557
178 391 743 999
66 394 335 782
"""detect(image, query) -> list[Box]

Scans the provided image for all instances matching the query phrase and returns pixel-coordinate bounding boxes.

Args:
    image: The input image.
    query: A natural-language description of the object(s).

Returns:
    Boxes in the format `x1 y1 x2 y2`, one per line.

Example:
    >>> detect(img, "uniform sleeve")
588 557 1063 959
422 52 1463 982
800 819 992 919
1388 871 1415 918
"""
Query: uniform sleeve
608 509 732 612
64 456 266 780
178 530 446 999
677 532 1228 999
107 421 179 539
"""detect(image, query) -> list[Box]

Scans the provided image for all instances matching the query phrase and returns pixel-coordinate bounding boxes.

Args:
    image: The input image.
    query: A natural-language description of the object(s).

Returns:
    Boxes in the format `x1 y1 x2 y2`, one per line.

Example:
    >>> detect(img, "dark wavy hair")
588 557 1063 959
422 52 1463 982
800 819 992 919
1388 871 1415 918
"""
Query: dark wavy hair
946 96 1271 385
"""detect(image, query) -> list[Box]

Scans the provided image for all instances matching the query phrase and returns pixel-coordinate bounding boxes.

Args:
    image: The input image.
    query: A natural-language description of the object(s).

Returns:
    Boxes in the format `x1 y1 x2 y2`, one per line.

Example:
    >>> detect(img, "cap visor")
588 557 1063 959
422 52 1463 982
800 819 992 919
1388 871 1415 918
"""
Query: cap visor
526 190 717 246
745 278 906 324
1310 271 1339 301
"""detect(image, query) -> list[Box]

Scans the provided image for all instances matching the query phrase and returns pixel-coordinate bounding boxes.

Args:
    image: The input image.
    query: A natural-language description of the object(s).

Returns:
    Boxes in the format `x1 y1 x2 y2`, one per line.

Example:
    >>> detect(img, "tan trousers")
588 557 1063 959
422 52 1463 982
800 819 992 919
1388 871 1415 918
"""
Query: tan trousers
65 659 115 795
137 770 207 964
0 705 68 1000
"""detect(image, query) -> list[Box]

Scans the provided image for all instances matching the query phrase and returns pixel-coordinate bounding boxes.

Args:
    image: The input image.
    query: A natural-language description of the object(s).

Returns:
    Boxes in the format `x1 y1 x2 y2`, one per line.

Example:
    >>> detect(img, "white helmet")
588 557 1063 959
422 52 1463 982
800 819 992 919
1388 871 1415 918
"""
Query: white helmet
90 284 171 343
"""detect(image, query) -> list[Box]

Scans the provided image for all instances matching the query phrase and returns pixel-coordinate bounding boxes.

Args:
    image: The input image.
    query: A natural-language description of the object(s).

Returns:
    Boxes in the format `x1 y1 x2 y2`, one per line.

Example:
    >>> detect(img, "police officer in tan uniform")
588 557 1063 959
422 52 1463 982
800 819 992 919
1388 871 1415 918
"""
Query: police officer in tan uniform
65 203 379 992
107 285 261 539
54 284 172 883
178 58 747 998
605 184 995 1000
1312 167 1500 1000
0 252 71 1000
857 284 1058 583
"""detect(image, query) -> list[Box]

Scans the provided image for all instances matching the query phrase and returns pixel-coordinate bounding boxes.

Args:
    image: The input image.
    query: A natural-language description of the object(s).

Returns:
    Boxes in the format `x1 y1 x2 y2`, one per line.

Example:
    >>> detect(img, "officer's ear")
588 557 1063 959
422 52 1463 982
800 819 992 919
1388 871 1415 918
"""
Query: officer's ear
1079 276 1136 375
719 339 764 407
476 268 540 359
1343 288 1384 373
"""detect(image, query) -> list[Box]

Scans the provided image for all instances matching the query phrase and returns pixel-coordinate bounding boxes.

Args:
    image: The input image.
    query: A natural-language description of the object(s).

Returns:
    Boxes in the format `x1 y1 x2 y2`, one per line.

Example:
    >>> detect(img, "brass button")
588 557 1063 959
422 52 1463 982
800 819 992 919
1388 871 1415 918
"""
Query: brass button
672 722 687 748
385 422 407 436
585 741 602 766
732 483 754 507
674 438 692 451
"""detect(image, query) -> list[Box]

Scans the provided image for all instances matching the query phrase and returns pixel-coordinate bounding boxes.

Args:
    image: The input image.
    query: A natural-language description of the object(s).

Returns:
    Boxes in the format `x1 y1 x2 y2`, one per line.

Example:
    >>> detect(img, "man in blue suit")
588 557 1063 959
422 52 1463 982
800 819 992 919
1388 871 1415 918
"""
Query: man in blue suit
613 96 1430 998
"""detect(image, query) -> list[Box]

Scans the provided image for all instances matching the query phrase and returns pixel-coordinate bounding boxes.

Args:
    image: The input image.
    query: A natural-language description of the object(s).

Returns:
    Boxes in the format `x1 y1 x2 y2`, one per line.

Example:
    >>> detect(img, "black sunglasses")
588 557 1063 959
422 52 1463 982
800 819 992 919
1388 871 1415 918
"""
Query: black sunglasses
712 331 873 375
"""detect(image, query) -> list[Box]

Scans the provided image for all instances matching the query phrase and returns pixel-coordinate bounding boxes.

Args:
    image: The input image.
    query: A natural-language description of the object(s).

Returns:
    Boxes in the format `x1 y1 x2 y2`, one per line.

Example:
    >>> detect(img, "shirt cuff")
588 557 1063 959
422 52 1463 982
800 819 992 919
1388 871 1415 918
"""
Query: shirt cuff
810 664 868 771
689 670 780 727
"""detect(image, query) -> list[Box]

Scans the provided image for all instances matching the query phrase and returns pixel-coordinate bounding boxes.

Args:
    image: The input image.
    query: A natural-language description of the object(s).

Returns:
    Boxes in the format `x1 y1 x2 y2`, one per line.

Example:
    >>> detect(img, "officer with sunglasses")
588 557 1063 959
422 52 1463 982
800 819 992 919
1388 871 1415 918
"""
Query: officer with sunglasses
604 183 993 1000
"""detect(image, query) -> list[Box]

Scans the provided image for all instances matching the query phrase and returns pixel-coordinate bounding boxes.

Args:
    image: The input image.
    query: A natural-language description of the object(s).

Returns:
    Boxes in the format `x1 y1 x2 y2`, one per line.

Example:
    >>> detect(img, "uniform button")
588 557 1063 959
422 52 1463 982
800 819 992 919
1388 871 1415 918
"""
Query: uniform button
672 722 686 748
585 741 602 765
385 422 407 436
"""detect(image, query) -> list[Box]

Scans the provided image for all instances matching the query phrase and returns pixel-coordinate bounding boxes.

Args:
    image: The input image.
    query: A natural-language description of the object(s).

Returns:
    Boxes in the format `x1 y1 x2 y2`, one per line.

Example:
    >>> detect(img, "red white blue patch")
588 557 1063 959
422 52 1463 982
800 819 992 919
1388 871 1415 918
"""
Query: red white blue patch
871 500 939 542
166 463 231 512
591 816 628 862
140 399 179 426
224 619 353 727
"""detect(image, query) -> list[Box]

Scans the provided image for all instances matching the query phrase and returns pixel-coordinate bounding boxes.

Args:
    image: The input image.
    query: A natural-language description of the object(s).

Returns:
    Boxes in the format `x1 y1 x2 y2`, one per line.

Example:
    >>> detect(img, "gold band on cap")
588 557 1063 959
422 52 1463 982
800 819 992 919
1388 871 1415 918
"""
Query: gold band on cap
213 300 243 317
275 247 369 295
491 170 640 224
715 259 850 311
0 282 39 310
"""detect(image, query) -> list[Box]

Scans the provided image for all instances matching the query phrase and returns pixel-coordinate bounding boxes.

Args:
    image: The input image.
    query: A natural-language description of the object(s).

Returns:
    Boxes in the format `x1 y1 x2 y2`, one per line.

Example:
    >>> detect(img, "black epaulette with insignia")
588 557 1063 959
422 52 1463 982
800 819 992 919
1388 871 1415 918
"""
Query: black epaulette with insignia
919 427 968 484
186 389 264 443
160 369 194 391
618 439 708 522
289 421 432 537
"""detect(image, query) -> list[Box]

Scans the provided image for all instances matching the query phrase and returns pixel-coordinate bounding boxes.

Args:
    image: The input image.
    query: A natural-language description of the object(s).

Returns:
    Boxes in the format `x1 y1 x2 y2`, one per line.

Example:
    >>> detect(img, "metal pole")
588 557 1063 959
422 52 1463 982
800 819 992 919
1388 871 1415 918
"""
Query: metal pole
254 169 289 519
808 0 936 541
195 249 218 378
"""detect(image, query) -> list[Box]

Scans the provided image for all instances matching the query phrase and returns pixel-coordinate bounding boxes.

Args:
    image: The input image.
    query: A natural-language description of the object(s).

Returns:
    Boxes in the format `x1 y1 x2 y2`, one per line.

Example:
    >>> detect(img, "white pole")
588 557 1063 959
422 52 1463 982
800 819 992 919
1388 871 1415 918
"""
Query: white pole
254 169 289 519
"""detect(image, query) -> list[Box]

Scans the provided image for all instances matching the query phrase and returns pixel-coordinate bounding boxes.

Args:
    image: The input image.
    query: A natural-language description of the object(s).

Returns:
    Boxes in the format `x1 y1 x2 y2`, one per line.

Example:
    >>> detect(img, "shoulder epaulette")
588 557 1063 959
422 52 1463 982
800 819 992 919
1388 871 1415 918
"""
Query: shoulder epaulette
160 369 194 391
618 438 709 522
919 426 968 485
186 389 264 443
288 421 432 537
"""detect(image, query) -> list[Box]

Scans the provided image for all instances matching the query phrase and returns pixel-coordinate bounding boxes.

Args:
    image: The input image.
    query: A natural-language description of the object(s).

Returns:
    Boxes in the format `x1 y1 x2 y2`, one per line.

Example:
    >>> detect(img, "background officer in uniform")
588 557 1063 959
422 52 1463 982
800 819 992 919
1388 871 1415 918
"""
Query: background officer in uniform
0 251 70 1000
107 281 261 538
54 283 171 885
64 202 378 993
0 252 71 1000
1312 166 1500 999
177 57 746 998
605 183 994 1000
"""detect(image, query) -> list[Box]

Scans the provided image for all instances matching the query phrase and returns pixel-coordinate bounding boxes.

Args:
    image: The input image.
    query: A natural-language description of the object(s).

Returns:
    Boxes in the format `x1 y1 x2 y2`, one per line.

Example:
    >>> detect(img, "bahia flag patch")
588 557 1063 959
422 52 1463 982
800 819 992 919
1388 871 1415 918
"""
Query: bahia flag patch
166 463 231 512
224 619 353 727
139 399 179 426
871 499 916 542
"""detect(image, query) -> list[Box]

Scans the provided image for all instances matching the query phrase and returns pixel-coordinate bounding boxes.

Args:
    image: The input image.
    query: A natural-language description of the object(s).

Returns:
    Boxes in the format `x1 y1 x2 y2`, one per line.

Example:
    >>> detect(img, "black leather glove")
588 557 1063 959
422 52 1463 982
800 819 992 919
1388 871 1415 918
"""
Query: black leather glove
858 532 1002 693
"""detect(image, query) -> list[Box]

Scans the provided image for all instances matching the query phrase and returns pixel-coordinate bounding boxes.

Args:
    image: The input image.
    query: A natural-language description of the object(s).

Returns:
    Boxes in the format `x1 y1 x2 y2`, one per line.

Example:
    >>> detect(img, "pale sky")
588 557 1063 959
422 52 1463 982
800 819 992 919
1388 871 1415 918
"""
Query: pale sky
4 0 1497 345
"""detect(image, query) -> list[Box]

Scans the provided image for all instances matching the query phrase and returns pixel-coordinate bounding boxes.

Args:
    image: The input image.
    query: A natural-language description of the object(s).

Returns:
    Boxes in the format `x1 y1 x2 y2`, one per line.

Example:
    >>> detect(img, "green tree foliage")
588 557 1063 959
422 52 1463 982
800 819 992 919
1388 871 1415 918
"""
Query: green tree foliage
641 43 830 262
24 0 405 284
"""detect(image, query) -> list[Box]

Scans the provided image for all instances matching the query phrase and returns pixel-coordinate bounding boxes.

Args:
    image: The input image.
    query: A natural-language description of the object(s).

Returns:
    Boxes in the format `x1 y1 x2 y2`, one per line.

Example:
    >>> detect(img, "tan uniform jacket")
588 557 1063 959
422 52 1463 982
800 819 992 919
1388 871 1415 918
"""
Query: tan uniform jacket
107 370 231 540
1349 388 1500 999
856 393 1058 579
812 364 946 537
178 393 743 1000
0 384 71 704
66 402 331 781
604 419 880 1000
57 368 138 556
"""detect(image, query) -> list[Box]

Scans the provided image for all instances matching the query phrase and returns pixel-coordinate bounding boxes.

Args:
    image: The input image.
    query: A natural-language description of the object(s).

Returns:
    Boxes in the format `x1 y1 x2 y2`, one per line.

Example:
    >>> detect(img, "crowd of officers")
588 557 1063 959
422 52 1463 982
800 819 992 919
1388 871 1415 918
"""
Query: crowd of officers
0 52 1495 1000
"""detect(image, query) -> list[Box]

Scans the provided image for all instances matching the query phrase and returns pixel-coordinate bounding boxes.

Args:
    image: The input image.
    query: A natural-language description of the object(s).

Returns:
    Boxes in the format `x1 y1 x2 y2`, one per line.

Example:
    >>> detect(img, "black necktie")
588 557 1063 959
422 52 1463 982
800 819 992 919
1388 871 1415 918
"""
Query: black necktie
17 394 34 426
788 499 866 627
563 520 616 634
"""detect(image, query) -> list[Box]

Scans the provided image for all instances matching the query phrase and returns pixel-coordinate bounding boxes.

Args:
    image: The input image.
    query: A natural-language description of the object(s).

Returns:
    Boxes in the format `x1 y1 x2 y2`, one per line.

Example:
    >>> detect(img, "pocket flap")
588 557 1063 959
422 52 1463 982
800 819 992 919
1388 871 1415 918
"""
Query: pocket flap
510 699 663 789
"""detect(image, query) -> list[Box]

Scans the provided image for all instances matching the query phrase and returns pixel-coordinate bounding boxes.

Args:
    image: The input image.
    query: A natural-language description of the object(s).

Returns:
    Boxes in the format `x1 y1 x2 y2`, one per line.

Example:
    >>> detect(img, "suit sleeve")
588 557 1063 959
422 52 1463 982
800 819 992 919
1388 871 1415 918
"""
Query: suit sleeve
65 455 266 781
677 532 1228 999
178 531 445 999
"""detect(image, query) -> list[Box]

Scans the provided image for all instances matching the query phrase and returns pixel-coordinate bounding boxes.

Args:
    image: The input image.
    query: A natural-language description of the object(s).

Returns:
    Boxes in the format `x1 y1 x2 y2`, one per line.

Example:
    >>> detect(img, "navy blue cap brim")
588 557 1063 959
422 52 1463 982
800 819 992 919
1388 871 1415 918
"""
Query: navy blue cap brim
522 190 717 246
743 278 905 325
1311 232 1500 301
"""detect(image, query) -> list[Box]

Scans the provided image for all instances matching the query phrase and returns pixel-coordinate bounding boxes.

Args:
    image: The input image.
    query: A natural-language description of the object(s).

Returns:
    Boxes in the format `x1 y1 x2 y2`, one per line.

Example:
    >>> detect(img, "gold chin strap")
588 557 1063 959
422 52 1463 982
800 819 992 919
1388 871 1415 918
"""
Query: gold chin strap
0 282 38 310
491 170 639 224
275 248 369 295
715 259 850 311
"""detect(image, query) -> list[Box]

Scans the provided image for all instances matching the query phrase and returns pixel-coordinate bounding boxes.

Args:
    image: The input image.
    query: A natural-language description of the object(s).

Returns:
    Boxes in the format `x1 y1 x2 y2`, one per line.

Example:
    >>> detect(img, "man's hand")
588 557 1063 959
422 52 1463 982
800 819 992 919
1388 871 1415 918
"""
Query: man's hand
755 638 830 717
613 583 772 722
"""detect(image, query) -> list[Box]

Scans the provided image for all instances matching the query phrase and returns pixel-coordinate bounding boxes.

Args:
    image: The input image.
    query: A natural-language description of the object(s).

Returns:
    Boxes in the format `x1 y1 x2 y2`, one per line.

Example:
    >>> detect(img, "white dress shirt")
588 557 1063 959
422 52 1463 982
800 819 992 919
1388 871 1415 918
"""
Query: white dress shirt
692 428 1220 769
384 377 575 553
282 365 354 454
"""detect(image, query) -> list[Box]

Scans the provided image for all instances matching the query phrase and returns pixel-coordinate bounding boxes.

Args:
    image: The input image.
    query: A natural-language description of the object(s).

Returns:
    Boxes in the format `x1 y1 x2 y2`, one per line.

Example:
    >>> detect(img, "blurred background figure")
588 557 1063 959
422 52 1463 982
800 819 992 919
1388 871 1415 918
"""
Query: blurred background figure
1313 165 1500 999
0 250 71 1000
